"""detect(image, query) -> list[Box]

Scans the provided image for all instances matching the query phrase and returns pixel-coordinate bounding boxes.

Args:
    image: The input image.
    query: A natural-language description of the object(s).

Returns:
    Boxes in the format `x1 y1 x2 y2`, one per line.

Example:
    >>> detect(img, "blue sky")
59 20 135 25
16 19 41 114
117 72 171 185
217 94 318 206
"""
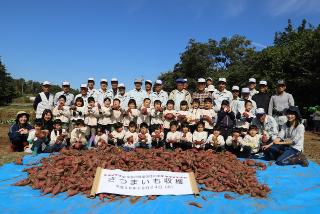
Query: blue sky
1 0 320 90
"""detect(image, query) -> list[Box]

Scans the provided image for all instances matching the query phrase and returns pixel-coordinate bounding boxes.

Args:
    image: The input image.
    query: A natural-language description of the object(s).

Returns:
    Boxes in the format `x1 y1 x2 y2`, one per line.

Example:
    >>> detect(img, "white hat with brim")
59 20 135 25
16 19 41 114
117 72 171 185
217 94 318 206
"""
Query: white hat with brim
198 78 206 83
155 80 163 85
232 86 240 91
249 78 256 83
80 84 88 88
145 80 153 84
134 79 143 83
42 81 51 86
111 78 118 82
256 108 266 115
241 88 250 93
62 81 70 86
118 83 125 88
100 79 108 83
88 78 94 82
218 78 227 83
259 80 267 85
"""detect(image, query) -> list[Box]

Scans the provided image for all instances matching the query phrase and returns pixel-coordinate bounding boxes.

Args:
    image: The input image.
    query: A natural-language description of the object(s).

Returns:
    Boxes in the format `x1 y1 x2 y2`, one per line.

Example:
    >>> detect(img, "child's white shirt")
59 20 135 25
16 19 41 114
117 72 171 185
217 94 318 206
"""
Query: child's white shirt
242 134 262 153
94 133 108 146
138 132 152 145
201 108 216 129
166 131 181 142
110 130 126 141
50 129 67 146
137 106 151 125
163 109 177 129
53 106 71 123
84 106 99 126
180 132 193 142
189 108 201 125
226 135 244 147
70 127 88 145
192 131 208 148
151 131 165 141
206 134 225 146
98 106 112 125
236 110 255 129
111 108 123 124
122 108 139 126
124 131 139 148
150 108 164 125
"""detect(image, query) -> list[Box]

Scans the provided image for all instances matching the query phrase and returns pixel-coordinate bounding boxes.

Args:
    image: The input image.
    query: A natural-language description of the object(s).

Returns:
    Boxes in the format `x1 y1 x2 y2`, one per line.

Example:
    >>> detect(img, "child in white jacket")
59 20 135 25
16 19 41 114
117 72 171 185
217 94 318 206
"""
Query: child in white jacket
122 99 139 130
52 95 71 129
192 121 208 149
70 119 88 150
84 97 99 137
205 126 225 152
94 126 108 147
226 128 244 156
137 122 152 149
98 97 113 133
137 98 152 126
124 121 139 150
241 125 262 158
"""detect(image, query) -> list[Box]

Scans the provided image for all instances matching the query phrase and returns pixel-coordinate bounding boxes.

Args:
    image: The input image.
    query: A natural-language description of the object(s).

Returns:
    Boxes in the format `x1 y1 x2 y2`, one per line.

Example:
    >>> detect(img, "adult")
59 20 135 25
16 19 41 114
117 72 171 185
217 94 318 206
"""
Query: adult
230 86 241 115
192 78 212 108
8 111 33 152
268 80 294 128
262 106 308 167
54 81 74 106
150 80 168 107
248 78 259 98
212 78 233 109
96 79 108 105
251 108 278 144
41 109 54 134
127 79 148 108
205 77 215 92
74 84 90 107
169 78 192 110
145 80 153 98
252 80 271 113
107 78 119 100
114 83 130 109
238 88 257 113
87 77 98 98
183 79 188 90
33 81 54 119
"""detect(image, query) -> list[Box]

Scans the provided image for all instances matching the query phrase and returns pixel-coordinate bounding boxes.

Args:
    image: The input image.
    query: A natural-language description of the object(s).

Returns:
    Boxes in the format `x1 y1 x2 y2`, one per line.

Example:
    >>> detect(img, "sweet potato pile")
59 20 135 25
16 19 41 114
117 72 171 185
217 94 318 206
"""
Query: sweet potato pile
13 144 270 200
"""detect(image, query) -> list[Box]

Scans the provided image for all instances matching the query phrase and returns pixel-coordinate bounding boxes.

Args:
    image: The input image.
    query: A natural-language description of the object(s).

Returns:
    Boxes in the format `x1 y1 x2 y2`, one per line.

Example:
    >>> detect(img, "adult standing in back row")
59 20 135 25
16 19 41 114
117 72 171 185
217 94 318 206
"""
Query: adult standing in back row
169 78 192 110
192 78 211 109
54 81 74 106
33 81 54 119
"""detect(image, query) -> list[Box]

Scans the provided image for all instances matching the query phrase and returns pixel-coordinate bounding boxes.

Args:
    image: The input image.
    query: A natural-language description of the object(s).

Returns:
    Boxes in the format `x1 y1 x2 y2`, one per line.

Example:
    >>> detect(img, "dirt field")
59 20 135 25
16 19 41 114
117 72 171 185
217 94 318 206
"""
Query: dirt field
1 124 320 166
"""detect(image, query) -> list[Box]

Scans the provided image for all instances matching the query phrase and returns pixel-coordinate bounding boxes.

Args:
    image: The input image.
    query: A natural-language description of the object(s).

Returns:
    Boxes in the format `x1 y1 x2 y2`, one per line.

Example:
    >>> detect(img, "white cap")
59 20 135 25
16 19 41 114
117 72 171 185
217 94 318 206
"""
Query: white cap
207 85 215 92
241 87 250 93
100 78 108 83
256 108 266 115
88 77 94 81
118 83 125 88
184 78 188 82
206 77 213 81
218 78 227 83
80 83 87 88
259 80 267 85
62 81 70 86
232 85 240 91
145 80 153 84
111 78 118 82
249 78 256 83
155 80 163 85
134 79 143 83
198 78 206 83
42 81 51 86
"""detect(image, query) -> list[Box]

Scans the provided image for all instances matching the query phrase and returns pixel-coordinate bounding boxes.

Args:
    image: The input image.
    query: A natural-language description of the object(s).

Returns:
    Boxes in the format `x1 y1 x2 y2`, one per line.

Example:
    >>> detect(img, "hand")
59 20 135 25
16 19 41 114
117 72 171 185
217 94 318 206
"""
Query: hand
273 138 281 145
70 105 77 110
18 128 28 135
157 107 163 112
97 103 101 110
262 143 273 150
243 112 249 118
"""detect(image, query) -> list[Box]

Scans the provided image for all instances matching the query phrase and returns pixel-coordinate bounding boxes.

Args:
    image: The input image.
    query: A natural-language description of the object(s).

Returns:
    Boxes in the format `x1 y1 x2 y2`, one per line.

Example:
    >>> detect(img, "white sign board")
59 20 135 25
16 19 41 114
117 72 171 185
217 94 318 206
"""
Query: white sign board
90 167 199 197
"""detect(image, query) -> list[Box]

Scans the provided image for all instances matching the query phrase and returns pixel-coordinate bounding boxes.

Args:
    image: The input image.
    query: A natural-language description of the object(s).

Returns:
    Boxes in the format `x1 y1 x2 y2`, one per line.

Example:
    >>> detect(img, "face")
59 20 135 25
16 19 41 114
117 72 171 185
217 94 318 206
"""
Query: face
143 99 151 108
135 83 142 90
192 102 199 109
54 123 62 130
242 93 250 99
140 127 148 134
213 130 220 136
167 103 174 110
117 127 123 132
100 83 107 91
287 113 296 122
129 126 136 133
248 82 256 90
182 127 189 133
204 101 212 109
206 79 213 86
76 100 83 107
218 82 226 91
197 83 206 91
245 102 253 111
184 83 188 89
113 100 120 108
18 115 28 124
80 87 87 96
118 87 125 94
259 85 267 93
258 114 266 123
145 83 152 91
170 125 177 132
111 81 118 90
197 124 204 132
177 83 184 91
154 84 161 92
180 104 188 111
104 99 111 107
44 112 52 121
62 85 70 93
35 125 42 131
277 84 286 93
232 90 239 98
89 101 95 107
42 85 50 93
128 103 136 109
154 103 161 109
87 81 94 89
249 129 257 137
97 129 103 136
59 98 65 106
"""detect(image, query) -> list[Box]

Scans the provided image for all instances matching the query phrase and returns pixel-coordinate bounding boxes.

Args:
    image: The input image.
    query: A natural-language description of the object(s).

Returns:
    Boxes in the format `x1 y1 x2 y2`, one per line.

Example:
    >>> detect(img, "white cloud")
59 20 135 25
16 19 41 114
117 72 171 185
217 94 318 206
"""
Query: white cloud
224 0 247 17
267 0 320 16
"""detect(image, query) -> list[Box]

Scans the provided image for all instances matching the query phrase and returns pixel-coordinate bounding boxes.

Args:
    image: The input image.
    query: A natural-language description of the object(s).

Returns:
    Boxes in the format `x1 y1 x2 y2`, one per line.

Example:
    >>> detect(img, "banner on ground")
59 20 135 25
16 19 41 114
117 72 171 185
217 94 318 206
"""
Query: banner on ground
90 167 199 197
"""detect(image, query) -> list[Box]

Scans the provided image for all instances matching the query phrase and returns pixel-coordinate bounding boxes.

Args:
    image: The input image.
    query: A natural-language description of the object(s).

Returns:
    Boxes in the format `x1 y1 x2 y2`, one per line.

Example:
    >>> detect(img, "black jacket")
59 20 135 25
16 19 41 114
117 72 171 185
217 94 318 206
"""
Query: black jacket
252 93 271 113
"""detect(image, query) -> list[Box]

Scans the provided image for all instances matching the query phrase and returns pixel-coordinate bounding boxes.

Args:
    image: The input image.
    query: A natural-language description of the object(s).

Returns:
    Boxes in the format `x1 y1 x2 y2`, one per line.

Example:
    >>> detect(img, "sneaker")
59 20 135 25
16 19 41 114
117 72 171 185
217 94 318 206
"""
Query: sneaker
297 152 309 167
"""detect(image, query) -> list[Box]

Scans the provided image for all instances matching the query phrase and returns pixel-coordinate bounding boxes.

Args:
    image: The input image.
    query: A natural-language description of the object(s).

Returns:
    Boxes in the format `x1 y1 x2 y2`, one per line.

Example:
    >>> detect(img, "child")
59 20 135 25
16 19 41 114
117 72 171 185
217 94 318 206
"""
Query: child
123 99 139 130
241 125 262 158
94 126 108 147
137 122 152 148
176 100 192 125
216 100 236 140
180 122 193 150
138 98 152 127
205 125 225 151
52 95 71 130
110 98 124 129
201 97 217 133
225 128 244 156
70 119 88 150
108 122 125 147
163 100 176 137
84 97 99 137
26 120 49 154
70 97 85 131
165 120 181 149
236 100 255 130
97 97 113 133
124 121 139 150
192 121 208 149
189 99 201 133
150 100 164 133
45 119 67 152
151 124 165 148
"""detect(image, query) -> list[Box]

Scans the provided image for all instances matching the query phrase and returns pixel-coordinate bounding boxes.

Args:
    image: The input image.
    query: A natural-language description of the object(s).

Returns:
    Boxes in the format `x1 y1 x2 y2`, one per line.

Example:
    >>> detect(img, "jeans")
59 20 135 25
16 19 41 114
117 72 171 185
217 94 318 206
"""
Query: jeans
275 147 300 166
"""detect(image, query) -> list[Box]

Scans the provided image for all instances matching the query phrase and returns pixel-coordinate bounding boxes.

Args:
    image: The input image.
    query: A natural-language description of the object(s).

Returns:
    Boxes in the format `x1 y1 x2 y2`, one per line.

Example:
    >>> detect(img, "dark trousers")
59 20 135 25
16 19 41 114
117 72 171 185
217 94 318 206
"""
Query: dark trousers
42 143 65 153
220 127 233 141
10 140 28 152
151 140 164 148
180 141 193 150
98 124 112 133
265 145 300 165
205 144 223 152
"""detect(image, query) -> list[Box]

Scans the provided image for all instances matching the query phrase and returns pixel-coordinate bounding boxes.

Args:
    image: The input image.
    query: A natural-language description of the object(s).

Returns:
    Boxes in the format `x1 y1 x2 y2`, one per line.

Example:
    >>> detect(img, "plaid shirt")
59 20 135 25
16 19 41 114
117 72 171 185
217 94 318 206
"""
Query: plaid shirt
192 91 211 108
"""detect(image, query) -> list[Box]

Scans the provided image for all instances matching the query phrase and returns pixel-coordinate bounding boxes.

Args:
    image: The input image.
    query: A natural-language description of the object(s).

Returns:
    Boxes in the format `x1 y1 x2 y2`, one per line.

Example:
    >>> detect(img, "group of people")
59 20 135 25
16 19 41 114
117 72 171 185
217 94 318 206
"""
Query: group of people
8 76 308 167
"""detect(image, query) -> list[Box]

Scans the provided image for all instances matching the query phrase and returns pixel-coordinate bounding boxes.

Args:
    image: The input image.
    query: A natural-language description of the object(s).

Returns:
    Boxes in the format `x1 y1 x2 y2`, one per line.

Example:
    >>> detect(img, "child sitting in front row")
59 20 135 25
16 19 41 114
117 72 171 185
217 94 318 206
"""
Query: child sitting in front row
26 120 49 154
108 122 125 147
241 125 262 158
151 124 165 148
45 119 67 152
94 126 108 147
70 119 88 150
205 125 225 152
192 121 208 149
137 122 152 148
124 121 139 150
180 122 193 150
225 128 244 156
166 120 181 149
